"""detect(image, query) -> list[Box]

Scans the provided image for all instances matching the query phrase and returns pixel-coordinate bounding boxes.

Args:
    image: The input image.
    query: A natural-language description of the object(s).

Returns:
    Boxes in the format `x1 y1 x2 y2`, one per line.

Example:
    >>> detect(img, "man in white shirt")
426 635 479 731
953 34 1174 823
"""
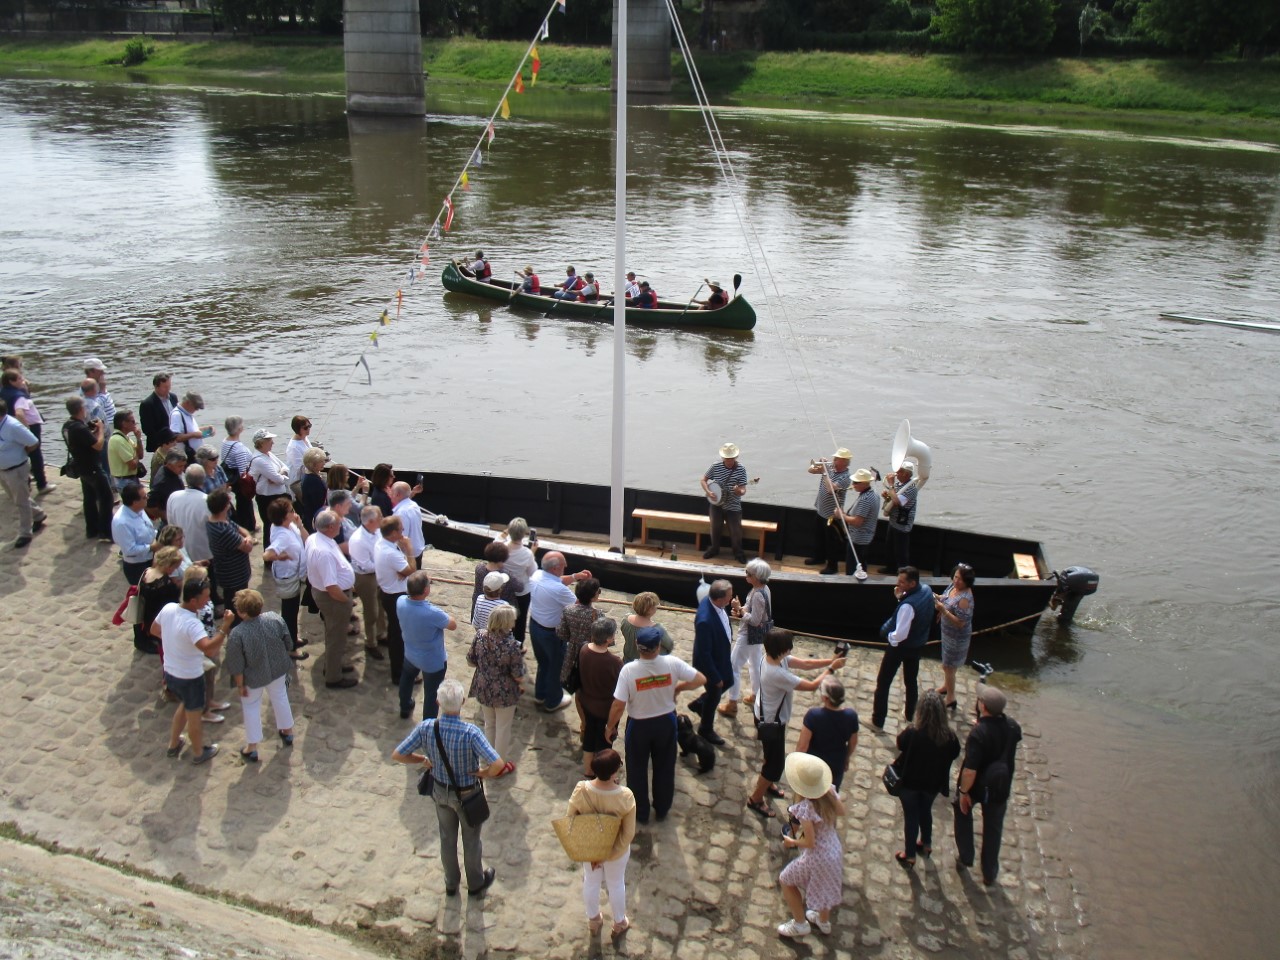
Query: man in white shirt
527 551 592 713
169 392 209 461
306 509 357 689
152 576 232 765
390 480 426 568
166 465 213 564
606 628 705 824
0 399 46 548
375 514 415 685
624 271 641 300
348 504 387 661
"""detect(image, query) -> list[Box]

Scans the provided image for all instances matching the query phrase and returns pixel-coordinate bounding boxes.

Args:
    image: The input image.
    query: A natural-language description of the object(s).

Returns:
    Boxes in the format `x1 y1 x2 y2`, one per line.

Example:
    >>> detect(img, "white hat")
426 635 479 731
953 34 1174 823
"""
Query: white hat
251 428 277 446
898 459 917 475
852 468 876 483
83 357 106 373
784 752 833 799
719 442 740 459
483 571 510 592
833 448 853 461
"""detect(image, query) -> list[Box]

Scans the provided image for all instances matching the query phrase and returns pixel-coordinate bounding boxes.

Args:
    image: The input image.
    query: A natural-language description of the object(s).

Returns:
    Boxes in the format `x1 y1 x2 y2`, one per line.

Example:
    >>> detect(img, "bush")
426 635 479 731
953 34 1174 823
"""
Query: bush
122 36 152 67
933 0 1058 54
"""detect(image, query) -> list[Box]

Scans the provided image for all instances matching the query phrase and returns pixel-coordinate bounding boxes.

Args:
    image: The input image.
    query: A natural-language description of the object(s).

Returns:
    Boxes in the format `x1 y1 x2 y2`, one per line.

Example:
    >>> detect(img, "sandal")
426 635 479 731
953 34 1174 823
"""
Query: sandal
747 797 777 819
917 843 932 857
588 915 604 935
895 851 916 869
611 918 630 938
767 783 786 799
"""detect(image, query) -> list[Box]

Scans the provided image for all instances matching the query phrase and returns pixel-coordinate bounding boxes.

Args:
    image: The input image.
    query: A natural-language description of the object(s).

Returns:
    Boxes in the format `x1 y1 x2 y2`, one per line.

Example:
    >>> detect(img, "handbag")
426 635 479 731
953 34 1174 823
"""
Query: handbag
552 791 621 863
755 686 785 747
434 722 491 827
111 585 140 626
417 768 434 796
745 589 773 646
882 729 917 797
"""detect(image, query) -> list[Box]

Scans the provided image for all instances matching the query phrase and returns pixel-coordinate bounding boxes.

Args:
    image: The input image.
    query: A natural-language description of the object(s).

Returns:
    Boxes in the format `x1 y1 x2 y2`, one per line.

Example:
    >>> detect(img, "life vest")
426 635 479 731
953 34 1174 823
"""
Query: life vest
638 289 657 309
578 283 599 302
707 289 727 308
479 260 492 279
524 273 540 294
563 274 584 293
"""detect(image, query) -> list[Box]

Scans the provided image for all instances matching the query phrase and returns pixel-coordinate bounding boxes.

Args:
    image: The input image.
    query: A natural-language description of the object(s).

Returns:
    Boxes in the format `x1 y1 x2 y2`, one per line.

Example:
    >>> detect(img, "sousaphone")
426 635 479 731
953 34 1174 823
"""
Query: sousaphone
890 419 932 489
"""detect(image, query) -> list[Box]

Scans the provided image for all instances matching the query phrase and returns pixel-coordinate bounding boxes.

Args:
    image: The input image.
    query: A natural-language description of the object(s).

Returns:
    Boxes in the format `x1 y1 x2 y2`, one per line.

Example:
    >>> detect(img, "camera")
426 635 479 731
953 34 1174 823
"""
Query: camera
834 641 851 657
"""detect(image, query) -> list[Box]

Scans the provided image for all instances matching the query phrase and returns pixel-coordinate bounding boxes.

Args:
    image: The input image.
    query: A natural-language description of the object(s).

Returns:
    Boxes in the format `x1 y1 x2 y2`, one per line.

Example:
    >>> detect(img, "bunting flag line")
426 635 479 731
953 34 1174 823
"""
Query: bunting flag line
500 97 511 119
442 195 455 232
357 354 372 385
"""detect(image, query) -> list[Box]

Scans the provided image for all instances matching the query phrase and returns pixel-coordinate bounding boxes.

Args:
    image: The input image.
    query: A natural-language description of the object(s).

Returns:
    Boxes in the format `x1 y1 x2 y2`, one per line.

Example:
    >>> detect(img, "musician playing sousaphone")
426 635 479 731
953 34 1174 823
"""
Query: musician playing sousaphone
804 448 852 575
701 442 748 564
882 460 920 573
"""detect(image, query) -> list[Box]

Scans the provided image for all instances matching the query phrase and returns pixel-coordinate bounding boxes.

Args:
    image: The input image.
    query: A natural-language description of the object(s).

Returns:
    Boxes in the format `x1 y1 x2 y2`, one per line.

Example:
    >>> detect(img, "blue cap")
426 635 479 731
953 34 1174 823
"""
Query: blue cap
635 626 663 649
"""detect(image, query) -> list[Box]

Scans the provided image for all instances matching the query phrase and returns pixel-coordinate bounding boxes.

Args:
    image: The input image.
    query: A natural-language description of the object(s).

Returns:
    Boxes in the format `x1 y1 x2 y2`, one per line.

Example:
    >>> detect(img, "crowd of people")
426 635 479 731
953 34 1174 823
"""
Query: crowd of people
0 353 1020 943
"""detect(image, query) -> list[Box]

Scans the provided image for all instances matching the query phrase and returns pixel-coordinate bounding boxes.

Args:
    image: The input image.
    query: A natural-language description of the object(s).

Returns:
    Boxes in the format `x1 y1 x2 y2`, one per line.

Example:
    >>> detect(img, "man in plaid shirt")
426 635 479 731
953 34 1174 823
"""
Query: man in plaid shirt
392 678 506 896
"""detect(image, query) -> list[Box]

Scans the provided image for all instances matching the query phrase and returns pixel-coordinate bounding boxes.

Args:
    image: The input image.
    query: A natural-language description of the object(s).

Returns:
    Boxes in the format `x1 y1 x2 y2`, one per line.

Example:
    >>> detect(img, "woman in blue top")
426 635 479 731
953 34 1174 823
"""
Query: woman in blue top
795 674 859 791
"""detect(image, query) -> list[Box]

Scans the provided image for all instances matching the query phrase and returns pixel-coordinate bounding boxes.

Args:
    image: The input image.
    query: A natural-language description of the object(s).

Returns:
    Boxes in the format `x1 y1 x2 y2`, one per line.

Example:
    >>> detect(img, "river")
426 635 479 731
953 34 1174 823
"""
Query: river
1 72 1278 959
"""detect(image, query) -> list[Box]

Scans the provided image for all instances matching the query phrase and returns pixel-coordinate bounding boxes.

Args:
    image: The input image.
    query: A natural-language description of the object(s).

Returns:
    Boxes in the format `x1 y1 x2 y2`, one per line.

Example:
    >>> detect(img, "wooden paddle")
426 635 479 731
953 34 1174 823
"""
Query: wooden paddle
677 282 706 321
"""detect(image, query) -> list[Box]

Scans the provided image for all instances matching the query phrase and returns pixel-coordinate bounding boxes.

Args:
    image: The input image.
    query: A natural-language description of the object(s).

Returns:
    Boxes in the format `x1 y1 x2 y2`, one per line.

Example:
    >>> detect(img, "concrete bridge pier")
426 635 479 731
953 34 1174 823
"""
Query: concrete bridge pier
344 0 425 116
612 0 672 94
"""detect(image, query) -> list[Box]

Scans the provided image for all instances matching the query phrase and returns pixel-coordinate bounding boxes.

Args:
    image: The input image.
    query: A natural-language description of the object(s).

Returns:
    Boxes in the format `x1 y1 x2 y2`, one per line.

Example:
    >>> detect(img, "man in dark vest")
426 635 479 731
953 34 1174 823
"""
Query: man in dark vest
954 683 1022 886
870 565 933 729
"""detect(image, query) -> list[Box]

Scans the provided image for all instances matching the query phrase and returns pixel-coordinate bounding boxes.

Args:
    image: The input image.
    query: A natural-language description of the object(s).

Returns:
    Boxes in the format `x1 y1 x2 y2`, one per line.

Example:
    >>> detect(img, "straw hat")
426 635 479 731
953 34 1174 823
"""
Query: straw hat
852 468 876 483
719 442 740 459
833 447 853 461
784 752 833 799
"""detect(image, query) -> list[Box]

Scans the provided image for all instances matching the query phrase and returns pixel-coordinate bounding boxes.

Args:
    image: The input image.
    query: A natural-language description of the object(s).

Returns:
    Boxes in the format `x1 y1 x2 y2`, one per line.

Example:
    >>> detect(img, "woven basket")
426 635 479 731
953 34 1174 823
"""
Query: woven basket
552 812 621 863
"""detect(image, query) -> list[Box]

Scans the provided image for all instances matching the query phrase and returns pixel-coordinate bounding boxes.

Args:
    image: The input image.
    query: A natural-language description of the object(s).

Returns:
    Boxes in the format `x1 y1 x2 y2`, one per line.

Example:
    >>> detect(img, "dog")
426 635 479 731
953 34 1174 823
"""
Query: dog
676 714 716 774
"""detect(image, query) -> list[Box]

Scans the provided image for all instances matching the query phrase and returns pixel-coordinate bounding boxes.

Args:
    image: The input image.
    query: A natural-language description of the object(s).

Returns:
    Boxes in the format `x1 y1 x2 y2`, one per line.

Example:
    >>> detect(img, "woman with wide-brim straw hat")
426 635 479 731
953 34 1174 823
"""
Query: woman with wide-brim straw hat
776 752 846 940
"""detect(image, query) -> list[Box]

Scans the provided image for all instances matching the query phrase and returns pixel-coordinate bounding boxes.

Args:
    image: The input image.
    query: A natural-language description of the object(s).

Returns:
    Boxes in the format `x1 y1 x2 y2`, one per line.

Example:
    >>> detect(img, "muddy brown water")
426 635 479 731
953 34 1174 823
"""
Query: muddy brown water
1 73 1278 959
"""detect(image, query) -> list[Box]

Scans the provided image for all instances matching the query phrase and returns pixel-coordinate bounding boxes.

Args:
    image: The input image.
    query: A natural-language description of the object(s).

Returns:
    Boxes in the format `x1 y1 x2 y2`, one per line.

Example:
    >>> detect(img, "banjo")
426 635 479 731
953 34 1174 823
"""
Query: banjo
706 476 761 505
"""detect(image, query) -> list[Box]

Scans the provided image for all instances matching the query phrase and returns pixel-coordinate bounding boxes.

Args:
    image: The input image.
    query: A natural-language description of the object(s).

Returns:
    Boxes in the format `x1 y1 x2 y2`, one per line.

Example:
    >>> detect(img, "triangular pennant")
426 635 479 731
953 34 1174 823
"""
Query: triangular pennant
514 74 524 94
486 122 495 145
558 0 565 13
396 289 404 317
471 148 483 167
500 98 510 120
541 19 549 40
532 57 541 85
369 331 379 347
442 195 454 232
357 354 372 385
379 309 390 326
460 171 471 191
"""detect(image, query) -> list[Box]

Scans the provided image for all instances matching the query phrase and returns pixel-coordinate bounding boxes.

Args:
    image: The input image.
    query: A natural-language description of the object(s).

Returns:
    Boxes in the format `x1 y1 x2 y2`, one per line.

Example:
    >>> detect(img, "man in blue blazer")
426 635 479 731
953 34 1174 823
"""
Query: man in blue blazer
690 579 739 747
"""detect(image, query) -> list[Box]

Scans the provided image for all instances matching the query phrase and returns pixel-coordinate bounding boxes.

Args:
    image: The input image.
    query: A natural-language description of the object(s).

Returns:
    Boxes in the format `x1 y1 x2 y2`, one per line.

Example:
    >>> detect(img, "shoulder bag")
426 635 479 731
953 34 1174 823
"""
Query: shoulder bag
745 589 773 646
883 729 917 797
552 788 622 863
755 680 786 748
434 722 491 827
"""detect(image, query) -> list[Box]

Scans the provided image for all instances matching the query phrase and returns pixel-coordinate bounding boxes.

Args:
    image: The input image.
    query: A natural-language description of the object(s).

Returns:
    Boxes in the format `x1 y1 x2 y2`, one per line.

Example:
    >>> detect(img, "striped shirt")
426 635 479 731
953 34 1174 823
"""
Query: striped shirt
888 481 919 533
472 594 504 632
813 464 850 518
848 488 879 546
703 460 749 512
208 519 252 590
396 715 499 789
220 439 252 475
224 612 294 689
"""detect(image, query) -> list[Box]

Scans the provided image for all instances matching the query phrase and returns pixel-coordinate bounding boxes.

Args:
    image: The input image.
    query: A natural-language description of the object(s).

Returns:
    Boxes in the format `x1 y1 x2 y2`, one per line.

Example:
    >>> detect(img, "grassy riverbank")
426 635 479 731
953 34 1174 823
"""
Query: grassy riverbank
2 37 1278 129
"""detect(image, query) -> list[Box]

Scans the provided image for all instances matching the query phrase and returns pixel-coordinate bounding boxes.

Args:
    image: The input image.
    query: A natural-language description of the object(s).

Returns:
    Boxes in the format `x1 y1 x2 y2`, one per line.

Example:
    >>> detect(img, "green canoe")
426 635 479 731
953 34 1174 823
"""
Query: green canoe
440 263 757 331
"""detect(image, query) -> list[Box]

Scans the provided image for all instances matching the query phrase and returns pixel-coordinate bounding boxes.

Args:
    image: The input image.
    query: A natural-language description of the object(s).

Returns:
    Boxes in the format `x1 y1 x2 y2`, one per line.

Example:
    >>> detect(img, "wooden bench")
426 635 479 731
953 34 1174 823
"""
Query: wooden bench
632 508 778 558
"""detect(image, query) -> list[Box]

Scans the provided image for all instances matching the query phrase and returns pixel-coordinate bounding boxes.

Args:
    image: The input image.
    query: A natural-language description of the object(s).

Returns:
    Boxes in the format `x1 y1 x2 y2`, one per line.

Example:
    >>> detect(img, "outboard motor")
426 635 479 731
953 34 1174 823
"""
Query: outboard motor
1049 566 1099 624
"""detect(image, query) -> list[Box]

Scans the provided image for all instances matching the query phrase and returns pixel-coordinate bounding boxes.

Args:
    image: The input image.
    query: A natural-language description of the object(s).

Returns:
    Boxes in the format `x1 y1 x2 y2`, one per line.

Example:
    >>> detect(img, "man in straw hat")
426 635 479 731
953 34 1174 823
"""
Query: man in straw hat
954 682 1022 886
700 442 749 564
882 459 920 573
695 280 729 309
835 467 880 576
804 448 853 575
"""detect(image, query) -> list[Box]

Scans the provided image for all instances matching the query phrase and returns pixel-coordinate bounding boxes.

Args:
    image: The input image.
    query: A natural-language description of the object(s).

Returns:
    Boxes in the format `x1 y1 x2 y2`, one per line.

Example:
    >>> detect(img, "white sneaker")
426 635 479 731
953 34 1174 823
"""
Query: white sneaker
36 484 56 496
777 919 811 938
552 692 574 712
805 910 831 935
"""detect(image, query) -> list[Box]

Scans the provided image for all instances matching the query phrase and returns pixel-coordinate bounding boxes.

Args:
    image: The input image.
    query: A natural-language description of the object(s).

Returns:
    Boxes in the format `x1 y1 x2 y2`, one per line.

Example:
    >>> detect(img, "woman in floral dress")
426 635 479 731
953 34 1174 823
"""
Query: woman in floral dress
466 603 523 776
934 562 975 710
777 752 846 939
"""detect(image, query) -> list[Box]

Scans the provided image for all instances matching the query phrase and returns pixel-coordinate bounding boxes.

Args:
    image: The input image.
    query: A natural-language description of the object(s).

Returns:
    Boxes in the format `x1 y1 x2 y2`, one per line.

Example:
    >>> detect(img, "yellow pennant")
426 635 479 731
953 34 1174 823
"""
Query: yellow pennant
379 309 389 326
461 171 471 191
500 98 510 120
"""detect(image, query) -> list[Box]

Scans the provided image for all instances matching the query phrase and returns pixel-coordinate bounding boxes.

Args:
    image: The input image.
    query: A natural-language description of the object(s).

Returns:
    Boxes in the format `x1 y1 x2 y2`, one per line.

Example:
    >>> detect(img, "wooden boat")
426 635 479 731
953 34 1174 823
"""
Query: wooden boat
441 262 757 331
1159 312 1280 335
392 470 1075 642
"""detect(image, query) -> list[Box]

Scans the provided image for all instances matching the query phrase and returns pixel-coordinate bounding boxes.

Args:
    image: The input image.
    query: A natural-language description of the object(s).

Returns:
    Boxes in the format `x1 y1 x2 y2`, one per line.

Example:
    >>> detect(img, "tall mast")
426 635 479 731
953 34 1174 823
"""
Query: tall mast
609 0 628 552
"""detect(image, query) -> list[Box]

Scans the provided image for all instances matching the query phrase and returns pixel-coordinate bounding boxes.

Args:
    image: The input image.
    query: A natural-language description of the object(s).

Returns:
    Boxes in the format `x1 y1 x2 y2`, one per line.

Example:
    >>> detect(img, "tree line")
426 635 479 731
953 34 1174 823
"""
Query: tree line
3 0 1276 58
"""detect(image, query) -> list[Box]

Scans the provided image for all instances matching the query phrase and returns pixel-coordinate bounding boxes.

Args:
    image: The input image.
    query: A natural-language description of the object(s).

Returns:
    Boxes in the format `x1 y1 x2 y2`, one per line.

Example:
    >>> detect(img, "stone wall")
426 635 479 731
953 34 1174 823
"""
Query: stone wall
612 0 672 94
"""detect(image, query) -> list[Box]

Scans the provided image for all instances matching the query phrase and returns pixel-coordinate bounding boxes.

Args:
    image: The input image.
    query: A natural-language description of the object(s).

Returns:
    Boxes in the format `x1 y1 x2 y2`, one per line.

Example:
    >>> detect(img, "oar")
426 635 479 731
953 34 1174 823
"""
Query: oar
676 281 706 321
508 270 524 301
544 282 579 318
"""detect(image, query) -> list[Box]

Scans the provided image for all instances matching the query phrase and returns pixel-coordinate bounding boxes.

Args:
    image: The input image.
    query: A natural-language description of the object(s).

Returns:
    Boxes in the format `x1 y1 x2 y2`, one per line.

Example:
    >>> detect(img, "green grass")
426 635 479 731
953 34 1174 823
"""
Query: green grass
2 37 1278 128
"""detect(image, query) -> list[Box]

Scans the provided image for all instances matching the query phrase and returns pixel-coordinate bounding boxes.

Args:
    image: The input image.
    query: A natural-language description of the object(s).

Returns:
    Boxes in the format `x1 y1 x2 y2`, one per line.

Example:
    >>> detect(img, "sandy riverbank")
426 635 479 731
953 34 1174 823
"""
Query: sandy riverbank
0 489 1088 958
